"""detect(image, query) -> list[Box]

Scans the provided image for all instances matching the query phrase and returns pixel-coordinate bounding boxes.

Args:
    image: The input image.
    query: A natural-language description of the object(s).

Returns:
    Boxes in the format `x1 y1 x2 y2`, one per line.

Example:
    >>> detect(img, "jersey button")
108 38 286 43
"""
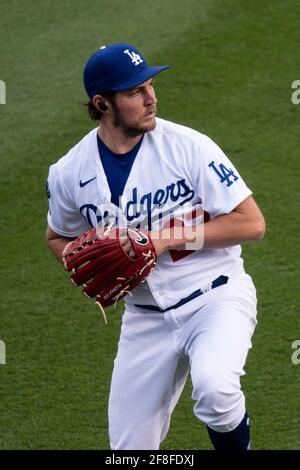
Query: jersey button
159 291 165 296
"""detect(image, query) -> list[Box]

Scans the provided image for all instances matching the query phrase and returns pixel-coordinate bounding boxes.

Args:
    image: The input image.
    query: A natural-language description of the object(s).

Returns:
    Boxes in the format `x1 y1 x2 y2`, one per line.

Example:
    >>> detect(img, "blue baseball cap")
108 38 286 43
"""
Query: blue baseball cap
83 43 170 98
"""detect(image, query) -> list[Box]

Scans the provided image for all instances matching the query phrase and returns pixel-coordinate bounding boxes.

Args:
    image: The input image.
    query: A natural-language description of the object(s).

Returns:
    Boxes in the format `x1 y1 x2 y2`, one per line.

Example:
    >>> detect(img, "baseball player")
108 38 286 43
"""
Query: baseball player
46 43 265 450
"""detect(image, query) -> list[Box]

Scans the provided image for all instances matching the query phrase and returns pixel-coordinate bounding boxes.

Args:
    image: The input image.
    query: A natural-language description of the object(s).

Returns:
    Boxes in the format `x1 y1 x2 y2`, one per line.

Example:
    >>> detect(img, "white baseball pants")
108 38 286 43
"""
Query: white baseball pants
108 270 257 450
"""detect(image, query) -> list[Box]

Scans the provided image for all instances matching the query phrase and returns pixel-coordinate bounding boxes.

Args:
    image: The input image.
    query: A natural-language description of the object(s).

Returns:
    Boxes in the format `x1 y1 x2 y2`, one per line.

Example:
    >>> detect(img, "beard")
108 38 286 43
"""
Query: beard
111 103 156 137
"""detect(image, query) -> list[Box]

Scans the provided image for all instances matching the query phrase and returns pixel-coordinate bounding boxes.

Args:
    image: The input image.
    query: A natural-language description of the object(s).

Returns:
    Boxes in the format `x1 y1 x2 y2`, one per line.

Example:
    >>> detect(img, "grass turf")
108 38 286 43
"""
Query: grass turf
0 0 299 449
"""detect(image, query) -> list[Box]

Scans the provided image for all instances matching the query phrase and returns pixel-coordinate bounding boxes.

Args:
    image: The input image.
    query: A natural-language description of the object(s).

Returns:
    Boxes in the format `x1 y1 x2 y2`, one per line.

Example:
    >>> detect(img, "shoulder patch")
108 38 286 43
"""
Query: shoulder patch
208 161 239 187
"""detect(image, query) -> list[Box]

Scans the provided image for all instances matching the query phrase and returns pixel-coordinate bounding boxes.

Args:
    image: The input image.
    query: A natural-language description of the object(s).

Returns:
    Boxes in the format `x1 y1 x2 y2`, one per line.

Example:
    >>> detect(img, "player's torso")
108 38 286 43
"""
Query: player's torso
75 119 202 232
54 118 246 309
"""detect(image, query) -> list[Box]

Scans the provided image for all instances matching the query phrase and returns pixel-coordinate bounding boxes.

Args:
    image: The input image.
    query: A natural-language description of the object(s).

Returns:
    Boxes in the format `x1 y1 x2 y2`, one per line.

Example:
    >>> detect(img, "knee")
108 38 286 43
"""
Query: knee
192 367 243 419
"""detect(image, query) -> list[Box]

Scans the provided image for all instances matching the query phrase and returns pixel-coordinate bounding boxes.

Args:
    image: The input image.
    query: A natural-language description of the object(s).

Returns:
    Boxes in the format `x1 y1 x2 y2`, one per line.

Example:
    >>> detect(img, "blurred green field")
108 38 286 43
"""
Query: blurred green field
0 0 300 450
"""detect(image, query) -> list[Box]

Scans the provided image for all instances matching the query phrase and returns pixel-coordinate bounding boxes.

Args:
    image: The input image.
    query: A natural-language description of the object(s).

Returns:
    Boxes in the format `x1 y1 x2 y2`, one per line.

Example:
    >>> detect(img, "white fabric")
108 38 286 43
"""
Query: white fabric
47 118 252 310
108 268 257 450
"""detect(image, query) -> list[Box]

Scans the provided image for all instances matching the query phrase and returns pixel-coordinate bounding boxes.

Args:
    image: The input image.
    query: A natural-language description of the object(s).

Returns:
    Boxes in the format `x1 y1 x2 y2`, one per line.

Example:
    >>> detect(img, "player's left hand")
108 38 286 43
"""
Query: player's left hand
62 226 158 315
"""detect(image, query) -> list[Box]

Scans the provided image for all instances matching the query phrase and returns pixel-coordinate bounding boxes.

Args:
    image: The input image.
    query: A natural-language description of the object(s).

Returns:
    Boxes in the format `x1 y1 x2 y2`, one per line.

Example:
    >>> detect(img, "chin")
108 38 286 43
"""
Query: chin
143 116 156 132
125 118 156 137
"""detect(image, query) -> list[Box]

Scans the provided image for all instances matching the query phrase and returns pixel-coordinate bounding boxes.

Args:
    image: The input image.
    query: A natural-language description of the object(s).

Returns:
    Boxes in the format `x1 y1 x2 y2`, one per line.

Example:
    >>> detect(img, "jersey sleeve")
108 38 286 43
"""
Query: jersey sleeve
46 163 89 237
198 136 252 217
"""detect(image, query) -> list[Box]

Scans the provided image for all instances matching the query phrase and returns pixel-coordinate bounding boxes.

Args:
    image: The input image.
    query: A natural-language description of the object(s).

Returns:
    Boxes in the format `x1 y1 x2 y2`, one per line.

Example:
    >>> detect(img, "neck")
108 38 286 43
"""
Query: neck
98 123 143 154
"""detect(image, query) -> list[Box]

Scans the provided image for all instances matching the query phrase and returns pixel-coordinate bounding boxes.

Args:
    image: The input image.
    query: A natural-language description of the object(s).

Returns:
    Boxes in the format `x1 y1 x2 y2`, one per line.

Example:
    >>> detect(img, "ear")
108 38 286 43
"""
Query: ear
92 95 109 112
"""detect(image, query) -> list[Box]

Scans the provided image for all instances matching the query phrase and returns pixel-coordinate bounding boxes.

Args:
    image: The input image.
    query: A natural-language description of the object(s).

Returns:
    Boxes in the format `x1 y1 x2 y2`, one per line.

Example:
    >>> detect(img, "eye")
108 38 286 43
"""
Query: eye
128 88 141 97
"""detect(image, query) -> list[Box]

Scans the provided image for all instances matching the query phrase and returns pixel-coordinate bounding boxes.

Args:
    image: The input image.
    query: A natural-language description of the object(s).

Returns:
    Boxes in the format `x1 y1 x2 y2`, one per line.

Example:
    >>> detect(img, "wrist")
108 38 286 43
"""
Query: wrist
150 231 170 256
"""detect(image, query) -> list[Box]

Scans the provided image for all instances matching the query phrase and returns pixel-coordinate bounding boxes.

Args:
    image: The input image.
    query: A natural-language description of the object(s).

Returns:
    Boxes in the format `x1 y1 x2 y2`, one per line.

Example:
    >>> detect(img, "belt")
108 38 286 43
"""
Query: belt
135 275 229 313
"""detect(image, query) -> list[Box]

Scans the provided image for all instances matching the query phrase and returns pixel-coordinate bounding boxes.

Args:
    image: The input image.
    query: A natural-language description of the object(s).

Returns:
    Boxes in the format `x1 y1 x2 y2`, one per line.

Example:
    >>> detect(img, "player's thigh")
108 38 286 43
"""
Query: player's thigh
188 275 257 391
109 310 189 420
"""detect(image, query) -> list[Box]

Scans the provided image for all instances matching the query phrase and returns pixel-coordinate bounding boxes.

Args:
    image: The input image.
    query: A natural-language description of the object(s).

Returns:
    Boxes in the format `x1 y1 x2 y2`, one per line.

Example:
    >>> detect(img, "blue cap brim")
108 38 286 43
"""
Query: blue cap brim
110 65 170 92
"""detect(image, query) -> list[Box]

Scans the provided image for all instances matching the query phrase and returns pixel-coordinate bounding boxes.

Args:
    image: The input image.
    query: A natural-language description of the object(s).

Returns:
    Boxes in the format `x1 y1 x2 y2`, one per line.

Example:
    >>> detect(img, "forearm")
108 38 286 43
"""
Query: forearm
152 197 265 255
156 215 263 253
46 226 74 264
203 210 265 249
47 237 72 263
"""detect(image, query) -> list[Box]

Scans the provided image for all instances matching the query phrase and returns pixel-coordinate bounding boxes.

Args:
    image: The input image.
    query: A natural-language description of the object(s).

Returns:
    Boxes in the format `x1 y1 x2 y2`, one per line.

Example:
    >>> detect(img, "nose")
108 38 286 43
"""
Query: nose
144 85 157 106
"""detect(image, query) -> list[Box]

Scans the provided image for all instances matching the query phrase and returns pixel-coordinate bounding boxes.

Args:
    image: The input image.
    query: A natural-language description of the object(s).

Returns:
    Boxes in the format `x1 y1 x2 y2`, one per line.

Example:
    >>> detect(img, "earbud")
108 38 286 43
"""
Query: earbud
98 101 108 112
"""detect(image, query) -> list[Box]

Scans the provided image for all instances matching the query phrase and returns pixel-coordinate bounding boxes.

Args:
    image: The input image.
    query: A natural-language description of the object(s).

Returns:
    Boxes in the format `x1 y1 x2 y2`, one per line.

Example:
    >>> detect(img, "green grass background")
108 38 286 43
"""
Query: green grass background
0 0 300 449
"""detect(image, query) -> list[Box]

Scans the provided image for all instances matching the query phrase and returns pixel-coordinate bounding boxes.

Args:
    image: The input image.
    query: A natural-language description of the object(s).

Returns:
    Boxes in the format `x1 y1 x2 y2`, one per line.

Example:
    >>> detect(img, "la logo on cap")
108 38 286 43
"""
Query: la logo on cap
124 49 143 66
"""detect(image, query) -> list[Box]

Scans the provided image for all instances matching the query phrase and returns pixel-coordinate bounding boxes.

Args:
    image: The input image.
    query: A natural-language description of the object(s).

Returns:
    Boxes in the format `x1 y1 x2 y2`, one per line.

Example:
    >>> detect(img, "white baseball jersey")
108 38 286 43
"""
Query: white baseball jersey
47 117 252 310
